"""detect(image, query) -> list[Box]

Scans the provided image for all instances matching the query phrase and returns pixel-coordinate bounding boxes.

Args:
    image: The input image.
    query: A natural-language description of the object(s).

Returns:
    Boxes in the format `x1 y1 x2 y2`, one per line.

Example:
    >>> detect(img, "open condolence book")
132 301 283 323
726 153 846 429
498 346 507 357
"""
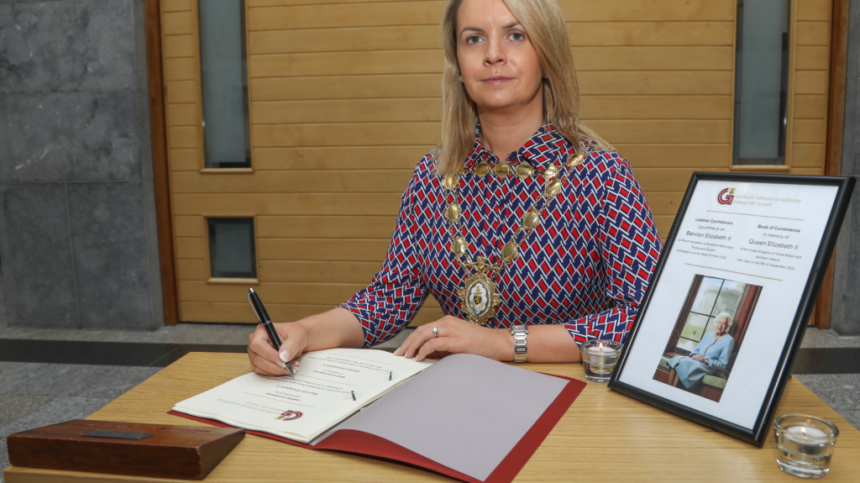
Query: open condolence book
171 348 585 483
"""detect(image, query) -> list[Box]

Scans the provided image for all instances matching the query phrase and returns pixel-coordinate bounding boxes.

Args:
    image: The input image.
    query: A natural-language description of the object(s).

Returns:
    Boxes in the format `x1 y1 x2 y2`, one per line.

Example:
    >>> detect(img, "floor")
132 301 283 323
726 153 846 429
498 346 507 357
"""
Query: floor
1 276 859 481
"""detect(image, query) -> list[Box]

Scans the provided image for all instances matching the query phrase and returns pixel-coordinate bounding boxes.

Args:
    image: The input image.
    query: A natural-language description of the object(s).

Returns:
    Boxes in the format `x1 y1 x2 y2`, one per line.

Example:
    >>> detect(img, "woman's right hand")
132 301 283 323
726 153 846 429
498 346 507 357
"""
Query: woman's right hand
247 322 308 376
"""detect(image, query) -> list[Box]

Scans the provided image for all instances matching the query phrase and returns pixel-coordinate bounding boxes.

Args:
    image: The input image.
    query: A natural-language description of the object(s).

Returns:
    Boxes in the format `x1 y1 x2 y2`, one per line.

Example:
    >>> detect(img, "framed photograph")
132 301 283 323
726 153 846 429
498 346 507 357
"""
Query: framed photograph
608 173 855 446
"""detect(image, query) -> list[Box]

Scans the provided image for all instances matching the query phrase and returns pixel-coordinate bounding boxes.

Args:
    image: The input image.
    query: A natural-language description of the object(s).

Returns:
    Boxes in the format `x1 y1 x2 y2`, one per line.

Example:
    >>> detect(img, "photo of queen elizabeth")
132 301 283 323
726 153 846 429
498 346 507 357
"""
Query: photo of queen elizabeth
667 312 735 389
653 275 763 402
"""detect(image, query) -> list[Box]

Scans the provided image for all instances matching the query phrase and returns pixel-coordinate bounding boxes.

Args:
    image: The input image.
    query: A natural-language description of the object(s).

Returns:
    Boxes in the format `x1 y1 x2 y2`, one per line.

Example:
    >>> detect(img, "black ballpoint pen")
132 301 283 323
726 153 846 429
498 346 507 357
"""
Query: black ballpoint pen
248 288 295 376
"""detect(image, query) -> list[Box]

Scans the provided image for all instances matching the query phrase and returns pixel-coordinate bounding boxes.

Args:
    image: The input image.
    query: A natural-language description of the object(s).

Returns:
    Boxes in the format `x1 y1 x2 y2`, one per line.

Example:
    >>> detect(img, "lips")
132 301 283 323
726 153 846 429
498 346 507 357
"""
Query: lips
483 76 511 85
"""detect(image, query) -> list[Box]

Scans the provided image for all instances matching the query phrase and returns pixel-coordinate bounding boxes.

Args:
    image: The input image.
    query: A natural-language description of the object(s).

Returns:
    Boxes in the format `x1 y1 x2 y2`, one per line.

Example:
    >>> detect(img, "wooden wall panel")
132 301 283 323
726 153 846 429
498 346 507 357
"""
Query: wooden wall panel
173 215 204 237
174 237 204 260
794 94 829 118
580 71 734 95
176 259 208 281
793 119 828 143
162 35 194 58
246 0 733 28
796 46 831 70
248 0 419 6
252 122 441 147
791 0 831 181
253 146 433 170
256 216 396 238
797 0 832 21
792 143 826 167
616 145 732 168
171 170 412 194
250 95 733 125
249 22 733 54
249 47 733 78
796 21 830 45
260 261 383 284
257 239 390 262
171 193 402 216
169 149 199 171
163 0 192 12
166 104 197 126
249 71 734 101
795 70 830 94
165 81 196 104
167 127 198 149
161 0 833 326
162 12 194 35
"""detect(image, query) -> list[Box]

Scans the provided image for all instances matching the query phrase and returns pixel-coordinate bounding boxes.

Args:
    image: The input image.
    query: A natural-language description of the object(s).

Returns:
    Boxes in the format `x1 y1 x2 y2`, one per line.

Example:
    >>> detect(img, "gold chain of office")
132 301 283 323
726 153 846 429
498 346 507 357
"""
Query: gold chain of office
442 147 589 325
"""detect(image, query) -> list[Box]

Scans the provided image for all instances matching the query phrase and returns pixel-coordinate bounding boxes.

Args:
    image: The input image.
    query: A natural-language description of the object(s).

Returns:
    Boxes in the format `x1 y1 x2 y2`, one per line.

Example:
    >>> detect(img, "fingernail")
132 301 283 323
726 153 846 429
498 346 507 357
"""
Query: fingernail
279 349 292 363
394 347 402 356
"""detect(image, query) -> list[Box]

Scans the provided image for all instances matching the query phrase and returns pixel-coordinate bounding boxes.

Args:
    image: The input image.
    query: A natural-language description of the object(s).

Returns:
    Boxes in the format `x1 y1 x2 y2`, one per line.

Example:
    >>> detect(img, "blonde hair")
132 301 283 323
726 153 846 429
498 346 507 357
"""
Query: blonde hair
436 0 613 176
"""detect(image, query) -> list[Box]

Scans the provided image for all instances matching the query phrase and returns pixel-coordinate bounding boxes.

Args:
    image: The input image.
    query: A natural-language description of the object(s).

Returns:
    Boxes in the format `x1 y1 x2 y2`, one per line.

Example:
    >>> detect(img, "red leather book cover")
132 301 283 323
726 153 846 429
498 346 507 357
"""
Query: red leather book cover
169 373 585 483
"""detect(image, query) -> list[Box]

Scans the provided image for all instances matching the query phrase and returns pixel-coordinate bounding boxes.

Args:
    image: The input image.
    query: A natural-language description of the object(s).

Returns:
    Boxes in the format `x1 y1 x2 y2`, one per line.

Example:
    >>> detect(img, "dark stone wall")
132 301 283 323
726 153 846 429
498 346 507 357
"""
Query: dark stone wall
0 0 163 330
832 0 860 335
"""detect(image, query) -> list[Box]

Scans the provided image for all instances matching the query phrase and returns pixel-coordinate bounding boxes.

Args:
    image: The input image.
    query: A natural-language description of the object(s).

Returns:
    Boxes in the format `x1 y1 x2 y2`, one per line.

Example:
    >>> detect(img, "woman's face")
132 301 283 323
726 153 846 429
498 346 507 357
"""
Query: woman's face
715 318 729 336
456 0 543 114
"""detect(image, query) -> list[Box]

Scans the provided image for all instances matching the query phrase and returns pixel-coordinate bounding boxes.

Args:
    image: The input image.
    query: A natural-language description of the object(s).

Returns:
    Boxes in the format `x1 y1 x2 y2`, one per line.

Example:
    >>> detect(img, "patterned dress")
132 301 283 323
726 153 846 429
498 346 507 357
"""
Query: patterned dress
341 125 663 348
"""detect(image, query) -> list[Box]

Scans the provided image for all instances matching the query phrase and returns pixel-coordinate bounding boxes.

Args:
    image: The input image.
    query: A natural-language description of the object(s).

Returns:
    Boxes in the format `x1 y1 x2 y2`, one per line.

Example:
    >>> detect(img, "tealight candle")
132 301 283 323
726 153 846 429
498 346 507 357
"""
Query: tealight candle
580 340 623 383
774 414 839 478
785 426 829 445
587 343 618 355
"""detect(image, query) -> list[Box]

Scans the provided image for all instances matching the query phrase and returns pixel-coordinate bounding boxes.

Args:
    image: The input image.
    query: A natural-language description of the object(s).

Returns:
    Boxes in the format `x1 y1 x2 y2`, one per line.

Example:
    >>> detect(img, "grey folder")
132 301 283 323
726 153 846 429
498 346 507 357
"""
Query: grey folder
312 353 568 481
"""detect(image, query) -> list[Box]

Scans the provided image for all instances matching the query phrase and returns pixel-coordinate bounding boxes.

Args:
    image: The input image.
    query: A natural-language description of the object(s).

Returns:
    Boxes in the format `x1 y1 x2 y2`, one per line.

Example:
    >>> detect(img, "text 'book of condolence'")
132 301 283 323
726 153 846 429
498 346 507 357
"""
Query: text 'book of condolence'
170 348 586 483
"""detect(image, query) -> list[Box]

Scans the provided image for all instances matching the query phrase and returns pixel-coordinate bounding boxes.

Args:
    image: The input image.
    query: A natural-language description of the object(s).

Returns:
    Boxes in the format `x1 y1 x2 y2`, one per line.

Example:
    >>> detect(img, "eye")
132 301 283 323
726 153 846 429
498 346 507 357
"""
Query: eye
465 35 483 45
509 32 525 42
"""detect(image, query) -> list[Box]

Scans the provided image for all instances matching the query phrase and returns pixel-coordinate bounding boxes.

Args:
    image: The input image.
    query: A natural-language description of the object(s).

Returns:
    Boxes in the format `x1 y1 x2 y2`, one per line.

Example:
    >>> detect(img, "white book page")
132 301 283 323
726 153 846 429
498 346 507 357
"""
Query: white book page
173 348 433 443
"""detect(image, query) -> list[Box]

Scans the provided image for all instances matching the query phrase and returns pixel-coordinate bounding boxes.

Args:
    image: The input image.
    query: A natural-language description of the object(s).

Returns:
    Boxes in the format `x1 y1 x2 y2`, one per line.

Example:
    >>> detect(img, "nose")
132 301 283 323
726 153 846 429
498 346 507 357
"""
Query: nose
483 35 506 66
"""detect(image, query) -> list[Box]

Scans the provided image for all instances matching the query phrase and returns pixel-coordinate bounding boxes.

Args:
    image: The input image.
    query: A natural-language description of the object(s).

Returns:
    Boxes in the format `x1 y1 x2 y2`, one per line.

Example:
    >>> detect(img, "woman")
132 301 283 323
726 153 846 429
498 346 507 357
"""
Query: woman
248 0 662 375
668 313 736 390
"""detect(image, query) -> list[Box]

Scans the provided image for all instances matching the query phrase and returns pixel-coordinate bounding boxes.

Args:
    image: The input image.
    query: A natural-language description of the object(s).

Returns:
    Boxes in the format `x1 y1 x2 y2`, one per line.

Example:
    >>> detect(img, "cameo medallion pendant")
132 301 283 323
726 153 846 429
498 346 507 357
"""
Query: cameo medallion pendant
457 271 502 326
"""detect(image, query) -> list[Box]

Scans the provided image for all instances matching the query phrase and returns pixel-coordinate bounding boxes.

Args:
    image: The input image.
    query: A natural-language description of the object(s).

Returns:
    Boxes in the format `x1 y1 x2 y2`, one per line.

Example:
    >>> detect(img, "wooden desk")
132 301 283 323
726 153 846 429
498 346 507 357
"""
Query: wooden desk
6 353 860 482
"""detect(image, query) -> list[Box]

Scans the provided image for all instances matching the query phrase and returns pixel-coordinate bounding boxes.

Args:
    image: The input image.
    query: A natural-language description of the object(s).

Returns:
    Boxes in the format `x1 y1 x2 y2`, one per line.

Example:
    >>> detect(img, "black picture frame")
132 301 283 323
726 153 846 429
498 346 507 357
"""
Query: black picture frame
608 173 855 446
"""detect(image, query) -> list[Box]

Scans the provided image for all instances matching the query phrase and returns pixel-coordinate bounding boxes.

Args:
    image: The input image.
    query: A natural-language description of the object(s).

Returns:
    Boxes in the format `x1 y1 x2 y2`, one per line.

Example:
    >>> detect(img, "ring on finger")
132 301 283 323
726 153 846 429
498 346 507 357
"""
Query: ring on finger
433 326 439 338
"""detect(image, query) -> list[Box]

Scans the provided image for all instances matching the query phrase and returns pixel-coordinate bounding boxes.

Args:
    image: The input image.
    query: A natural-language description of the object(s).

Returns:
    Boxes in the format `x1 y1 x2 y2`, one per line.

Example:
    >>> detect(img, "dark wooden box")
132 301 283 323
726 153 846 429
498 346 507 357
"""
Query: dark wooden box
7 420 244 480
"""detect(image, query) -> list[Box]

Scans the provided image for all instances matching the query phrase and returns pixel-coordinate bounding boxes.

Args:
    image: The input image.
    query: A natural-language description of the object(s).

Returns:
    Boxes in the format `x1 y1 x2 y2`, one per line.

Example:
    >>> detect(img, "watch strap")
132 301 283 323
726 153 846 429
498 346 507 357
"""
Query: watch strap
510 324 528 363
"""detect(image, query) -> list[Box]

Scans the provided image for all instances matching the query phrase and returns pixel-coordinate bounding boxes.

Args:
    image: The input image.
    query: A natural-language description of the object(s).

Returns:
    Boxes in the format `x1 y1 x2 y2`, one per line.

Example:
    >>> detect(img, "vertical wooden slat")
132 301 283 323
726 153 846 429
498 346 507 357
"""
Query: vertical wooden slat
786 0 800 167
815 0 849 330
728 0 738 165
146 0 179 326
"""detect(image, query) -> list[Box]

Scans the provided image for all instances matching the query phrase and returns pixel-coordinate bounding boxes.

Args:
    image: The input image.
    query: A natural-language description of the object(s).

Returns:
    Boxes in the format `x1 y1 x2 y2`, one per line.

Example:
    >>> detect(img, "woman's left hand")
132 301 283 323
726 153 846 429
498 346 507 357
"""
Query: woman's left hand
393 316 511 362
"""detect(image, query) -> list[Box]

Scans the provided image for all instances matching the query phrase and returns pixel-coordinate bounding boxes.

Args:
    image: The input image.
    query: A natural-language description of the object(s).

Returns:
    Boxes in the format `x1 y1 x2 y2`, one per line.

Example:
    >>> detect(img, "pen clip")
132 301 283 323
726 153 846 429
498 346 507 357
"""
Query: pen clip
247 291 263 323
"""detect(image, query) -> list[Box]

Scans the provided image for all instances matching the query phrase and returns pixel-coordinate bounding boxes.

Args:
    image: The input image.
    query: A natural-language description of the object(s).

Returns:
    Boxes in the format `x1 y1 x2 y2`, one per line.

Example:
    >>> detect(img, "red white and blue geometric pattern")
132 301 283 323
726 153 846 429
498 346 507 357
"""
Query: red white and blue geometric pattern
341 124 663 348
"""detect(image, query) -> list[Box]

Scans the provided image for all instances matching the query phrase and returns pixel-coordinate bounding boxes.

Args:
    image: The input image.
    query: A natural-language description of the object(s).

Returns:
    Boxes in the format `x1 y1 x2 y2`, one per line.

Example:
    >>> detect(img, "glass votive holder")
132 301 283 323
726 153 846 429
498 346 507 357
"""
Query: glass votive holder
580 340 622 383
773 414 839 479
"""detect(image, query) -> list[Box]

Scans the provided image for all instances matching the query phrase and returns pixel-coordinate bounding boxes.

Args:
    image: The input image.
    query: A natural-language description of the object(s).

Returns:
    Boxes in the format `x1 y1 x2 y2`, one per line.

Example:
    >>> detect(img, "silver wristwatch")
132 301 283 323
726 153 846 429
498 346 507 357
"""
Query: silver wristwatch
510 324 528 363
